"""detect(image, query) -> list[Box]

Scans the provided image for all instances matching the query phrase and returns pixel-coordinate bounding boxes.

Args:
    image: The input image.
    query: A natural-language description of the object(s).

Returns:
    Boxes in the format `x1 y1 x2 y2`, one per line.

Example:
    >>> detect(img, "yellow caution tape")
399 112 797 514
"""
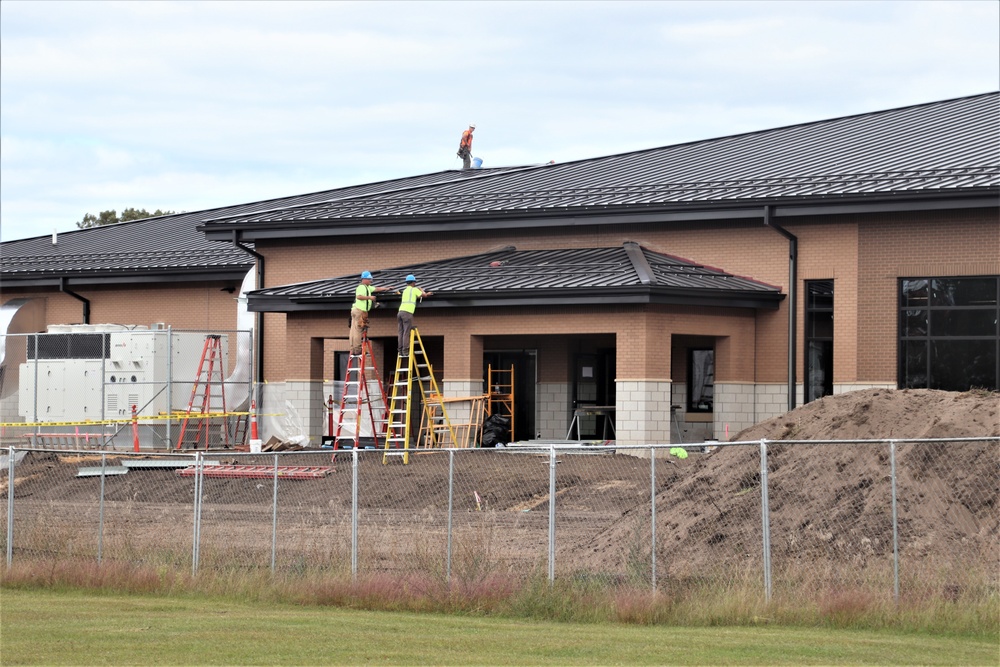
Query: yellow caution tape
0 412 282 428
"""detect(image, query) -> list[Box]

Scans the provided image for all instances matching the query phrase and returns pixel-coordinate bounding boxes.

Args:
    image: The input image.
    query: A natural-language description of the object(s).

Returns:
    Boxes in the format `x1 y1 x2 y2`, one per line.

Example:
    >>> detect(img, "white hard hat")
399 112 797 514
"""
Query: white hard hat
469 123 476 129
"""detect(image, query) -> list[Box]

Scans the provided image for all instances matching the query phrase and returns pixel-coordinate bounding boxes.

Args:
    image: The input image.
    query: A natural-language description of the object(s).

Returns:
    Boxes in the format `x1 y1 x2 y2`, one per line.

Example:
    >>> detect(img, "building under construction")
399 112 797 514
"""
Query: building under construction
2 92 998 449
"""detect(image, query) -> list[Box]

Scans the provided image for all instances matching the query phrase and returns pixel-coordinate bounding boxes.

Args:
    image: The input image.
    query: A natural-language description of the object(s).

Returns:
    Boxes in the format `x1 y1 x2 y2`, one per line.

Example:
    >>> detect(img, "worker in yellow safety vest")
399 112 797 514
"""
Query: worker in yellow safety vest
397 274 432 357
350 270 390 355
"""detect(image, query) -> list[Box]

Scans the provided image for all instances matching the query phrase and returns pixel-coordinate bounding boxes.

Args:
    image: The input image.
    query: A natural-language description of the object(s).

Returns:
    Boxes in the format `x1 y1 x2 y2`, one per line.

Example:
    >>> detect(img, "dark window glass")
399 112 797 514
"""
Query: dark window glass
930 340 997 391
929 278 998 307
687 349 714 412
805 280 834 403
901 279 929 308
807 280 834 309
903 310 928 336
806 340 833 402
931 310 998 337
901 341 928 389
807 310 833 338
899 276 999 391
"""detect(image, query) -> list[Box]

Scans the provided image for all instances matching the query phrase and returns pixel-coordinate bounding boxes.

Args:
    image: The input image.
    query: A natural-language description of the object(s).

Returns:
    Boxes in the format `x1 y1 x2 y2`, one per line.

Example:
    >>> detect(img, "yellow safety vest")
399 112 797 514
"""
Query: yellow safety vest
399 286 420 314
353 284 373 311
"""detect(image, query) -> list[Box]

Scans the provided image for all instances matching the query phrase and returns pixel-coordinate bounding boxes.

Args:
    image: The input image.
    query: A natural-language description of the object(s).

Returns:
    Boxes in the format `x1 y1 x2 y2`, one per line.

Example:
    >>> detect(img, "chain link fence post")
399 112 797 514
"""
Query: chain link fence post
192 452 203 575
650 447 657 591
6 447 15 566
548 445 556 584
447 449 455 584
760 439 772 602
271 452 279 573
351 448 359 583
97 453 106 563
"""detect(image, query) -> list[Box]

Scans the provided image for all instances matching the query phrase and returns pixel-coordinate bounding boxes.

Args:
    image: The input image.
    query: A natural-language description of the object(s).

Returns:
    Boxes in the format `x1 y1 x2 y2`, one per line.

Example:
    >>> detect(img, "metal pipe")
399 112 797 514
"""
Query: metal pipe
764 206 798 411
59 277 91 324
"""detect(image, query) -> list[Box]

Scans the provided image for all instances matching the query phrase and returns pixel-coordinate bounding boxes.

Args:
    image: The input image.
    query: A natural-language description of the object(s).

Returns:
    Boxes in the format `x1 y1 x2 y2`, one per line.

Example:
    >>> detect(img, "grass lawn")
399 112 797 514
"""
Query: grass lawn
1 589 997 666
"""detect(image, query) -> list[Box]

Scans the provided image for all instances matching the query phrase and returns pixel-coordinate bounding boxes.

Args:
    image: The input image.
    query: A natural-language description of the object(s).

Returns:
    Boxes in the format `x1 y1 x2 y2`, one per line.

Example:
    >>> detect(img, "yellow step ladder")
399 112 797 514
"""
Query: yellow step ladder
384 328 457 464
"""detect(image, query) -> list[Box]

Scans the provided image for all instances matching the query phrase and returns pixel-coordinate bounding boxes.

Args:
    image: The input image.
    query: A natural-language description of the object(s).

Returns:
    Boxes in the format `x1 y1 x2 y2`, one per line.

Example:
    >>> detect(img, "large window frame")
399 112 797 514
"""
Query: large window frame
898 276 999 391
805 280 834 403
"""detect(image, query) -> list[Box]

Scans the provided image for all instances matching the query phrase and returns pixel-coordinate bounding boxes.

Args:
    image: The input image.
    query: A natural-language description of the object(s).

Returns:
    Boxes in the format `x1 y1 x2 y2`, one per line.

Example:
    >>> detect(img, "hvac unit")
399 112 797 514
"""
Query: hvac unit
19 324 228 423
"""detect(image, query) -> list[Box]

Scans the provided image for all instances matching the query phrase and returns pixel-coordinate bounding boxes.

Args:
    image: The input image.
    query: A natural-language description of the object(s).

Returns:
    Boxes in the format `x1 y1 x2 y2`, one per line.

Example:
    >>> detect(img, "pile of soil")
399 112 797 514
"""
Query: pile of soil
732 387 999 441
577 389 999 571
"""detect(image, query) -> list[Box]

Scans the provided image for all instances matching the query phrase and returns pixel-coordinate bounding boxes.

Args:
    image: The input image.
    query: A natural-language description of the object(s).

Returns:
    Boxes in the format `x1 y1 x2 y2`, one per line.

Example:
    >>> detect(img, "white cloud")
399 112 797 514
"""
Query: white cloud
1 0 997 242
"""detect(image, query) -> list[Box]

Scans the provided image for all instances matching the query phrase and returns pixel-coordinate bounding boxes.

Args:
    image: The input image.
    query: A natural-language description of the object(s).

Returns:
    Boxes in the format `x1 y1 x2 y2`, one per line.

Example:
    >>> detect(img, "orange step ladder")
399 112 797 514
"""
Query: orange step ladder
176 335 229 450
332 333 389 455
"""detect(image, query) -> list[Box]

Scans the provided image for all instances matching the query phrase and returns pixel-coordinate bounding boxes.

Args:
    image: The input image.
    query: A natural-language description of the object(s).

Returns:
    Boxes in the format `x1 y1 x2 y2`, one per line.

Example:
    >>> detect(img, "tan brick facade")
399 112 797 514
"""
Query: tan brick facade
5 208 998 445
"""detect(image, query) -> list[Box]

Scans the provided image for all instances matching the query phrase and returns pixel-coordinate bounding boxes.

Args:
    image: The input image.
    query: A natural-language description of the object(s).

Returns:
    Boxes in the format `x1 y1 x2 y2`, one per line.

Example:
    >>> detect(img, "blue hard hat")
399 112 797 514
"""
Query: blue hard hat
361 271 373 279
406 274 416 282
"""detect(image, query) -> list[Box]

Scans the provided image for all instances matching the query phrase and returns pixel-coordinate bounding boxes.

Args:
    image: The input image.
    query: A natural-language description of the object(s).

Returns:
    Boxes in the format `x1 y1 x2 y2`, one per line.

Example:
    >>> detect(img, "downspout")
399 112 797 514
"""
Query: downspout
59 277 91 324
764 206 797 412
232 231 265 396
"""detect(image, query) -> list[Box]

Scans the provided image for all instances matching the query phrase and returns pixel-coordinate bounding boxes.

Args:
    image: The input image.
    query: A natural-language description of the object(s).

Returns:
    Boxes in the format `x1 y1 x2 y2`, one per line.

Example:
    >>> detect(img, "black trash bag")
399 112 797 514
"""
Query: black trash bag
480 413 511 448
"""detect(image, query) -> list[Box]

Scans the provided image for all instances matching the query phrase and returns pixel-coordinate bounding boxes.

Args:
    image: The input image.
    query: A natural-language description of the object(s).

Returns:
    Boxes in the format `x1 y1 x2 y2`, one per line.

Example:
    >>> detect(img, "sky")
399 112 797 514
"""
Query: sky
1 1 998 243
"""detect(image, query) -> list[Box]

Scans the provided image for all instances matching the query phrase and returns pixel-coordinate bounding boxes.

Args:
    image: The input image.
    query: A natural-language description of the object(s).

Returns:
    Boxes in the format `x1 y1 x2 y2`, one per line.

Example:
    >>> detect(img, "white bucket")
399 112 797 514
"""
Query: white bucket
249 439 263 453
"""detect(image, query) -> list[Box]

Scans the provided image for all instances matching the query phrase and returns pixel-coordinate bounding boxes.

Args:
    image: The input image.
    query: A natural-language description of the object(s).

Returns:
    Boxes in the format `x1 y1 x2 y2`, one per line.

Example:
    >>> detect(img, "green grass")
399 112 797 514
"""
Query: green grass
2 588 998 666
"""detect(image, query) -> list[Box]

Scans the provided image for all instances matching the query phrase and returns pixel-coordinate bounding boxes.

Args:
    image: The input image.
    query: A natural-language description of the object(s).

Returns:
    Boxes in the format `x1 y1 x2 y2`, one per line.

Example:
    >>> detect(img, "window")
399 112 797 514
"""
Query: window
687 349 714 412
805 280 834 403
899 277 999 391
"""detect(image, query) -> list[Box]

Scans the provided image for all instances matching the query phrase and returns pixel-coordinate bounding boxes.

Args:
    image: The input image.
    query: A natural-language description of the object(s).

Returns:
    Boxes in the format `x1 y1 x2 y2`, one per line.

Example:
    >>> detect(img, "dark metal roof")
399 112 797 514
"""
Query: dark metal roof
247 242 785 312
0 168 527 286
203 92 1000 239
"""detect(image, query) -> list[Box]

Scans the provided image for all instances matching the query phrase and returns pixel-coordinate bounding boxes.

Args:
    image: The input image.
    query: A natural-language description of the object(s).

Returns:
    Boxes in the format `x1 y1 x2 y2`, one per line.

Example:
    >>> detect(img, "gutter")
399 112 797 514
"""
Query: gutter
232 231 265 399
59 277 90 324
764 205 798 412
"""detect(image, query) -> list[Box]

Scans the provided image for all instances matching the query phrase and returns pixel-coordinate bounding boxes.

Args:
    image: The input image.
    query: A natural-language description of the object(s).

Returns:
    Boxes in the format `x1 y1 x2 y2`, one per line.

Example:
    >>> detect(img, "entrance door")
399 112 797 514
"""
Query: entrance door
483 351 536 442
571 350 616 439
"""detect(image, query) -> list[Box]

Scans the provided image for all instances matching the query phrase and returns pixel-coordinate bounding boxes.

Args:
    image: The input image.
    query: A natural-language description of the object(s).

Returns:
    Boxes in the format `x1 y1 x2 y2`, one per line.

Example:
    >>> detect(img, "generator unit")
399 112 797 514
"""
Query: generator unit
19 324 228 423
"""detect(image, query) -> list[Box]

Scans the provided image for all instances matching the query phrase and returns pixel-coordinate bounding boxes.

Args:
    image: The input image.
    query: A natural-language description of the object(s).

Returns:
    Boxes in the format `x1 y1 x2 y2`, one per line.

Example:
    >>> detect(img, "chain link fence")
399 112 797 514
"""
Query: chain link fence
2 439 997 604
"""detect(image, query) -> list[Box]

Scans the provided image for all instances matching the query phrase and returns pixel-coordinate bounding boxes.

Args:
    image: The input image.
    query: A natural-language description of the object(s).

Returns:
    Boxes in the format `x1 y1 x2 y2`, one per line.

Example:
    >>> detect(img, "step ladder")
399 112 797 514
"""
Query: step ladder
230 412 250 448
384 328 457 464
176 335 229 450
332 334 388 454
487 363 515 439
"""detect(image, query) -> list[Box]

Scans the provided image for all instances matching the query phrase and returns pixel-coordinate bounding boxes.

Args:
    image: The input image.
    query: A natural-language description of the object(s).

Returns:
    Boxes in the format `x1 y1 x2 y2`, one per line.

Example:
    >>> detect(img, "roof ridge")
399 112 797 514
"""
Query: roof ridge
201 165 551 224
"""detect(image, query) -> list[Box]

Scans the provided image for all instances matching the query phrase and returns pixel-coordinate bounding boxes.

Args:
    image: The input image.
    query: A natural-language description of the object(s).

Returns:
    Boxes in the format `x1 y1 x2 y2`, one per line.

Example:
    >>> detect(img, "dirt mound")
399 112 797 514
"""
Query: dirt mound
732 388 1000 441
574 389 999 572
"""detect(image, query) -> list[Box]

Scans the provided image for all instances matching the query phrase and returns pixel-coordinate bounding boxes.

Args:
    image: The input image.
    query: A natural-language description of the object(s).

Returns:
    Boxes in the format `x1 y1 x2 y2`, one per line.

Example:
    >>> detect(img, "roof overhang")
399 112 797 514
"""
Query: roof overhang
1 268 252 290
248 286 785 313
202 192 998 242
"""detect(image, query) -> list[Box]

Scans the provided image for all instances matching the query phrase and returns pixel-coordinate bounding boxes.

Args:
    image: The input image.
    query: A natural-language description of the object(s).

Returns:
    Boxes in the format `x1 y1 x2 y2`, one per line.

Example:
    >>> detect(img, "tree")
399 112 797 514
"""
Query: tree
76 208 176 229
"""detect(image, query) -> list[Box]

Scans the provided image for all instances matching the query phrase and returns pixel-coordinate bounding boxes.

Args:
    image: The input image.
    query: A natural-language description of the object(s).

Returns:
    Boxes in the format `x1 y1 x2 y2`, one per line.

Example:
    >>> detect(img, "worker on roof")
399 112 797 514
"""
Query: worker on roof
350 271 390 356
457 123 475 170
397 274 432 357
